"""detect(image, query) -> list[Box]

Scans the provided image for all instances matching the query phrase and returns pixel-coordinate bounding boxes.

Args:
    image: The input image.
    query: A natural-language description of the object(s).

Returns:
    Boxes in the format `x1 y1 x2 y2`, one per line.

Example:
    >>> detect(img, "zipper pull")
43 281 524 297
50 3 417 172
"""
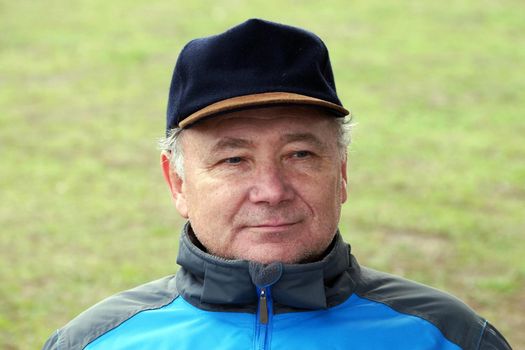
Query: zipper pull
259 288 268 324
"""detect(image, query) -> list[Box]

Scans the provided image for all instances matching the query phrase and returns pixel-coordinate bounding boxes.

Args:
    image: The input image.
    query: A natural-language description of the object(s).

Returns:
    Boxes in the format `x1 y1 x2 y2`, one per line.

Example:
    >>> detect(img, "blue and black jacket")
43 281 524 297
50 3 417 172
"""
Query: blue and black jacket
43 224 512 349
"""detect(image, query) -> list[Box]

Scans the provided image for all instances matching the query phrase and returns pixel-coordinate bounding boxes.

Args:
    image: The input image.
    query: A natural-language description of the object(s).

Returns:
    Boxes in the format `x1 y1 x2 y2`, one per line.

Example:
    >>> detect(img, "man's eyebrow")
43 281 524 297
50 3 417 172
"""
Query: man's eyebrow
281 133 326 149
212 137 255 152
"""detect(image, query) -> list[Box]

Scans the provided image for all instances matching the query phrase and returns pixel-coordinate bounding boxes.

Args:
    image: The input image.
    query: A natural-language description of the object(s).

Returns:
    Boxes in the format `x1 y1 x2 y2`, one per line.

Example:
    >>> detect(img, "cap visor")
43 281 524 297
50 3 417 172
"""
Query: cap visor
179 92 349 128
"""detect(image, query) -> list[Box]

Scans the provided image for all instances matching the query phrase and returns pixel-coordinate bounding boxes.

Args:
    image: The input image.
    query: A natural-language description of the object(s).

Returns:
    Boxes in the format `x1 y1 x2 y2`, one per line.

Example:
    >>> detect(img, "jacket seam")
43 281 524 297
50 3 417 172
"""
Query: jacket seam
475 320 488 350
57 329 64 350
82 295 180 349
354 292 464 349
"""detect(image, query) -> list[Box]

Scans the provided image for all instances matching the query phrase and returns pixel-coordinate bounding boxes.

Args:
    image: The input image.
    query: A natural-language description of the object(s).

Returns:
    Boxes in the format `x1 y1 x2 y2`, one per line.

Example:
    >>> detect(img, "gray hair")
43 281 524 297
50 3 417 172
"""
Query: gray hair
159 117 353 179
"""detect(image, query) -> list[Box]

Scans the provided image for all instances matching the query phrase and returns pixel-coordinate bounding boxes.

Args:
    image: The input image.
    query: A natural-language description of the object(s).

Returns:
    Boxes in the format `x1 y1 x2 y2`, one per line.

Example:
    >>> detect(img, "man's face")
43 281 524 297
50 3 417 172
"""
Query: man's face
163 106 348 264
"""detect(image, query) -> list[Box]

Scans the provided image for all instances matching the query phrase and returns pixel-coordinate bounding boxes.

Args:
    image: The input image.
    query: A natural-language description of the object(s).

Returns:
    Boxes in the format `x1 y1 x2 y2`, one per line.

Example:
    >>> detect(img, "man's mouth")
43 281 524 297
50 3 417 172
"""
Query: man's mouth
244 221 301 233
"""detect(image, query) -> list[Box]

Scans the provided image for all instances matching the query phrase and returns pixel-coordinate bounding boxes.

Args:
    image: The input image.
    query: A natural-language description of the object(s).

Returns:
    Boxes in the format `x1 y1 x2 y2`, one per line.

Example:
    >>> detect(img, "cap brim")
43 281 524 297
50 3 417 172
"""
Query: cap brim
179 92 349 128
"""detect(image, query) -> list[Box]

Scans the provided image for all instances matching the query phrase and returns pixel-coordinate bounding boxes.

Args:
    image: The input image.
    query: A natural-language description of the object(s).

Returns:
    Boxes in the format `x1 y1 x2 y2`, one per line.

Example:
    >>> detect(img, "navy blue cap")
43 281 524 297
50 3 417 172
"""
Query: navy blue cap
166 18 349 130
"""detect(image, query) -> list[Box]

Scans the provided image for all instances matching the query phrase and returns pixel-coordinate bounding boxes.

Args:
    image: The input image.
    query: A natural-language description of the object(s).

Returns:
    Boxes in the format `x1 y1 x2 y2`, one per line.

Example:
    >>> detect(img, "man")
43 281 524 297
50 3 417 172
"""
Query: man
43 19 511 349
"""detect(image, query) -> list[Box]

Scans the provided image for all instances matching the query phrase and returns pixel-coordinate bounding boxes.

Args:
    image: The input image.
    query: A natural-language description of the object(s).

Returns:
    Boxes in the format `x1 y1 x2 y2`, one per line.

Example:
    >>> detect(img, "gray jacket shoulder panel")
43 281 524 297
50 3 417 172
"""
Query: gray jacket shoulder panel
478 322 513 350
353 264 502 349
43 275 179 350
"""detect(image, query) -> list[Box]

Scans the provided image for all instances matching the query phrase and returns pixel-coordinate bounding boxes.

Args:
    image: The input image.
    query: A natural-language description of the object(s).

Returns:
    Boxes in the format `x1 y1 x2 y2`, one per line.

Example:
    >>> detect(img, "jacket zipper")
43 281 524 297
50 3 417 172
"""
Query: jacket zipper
259 288 268 324
256 287 272 350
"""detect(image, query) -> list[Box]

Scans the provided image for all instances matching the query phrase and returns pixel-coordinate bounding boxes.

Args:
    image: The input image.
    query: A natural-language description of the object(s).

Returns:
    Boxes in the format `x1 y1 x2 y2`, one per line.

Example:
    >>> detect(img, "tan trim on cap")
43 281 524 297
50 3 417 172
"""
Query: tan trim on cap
179 92 349 128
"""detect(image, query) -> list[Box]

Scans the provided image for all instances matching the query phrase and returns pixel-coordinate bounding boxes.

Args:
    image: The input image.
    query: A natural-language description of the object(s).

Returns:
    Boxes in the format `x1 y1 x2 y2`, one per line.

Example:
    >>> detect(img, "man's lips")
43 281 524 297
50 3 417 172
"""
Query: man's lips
242 221 301 232
253 222 296 227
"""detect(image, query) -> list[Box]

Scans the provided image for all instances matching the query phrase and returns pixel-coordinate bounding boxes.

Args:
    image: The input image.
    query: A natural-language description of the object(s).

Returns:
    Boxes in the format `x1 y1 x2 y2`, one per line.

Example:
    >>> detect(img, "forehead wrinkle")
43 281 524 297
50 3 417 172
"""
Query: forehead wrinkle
280 132 327 150
212 137 255 153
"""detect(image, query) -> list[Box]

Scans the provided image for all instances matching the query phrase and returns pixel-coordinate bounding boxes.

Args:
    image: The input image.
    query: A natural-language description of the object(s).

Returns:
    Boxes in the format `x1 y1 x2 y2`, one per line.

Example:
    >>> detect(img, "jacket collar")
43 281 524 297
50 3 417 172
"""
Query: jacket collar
175 223 357 312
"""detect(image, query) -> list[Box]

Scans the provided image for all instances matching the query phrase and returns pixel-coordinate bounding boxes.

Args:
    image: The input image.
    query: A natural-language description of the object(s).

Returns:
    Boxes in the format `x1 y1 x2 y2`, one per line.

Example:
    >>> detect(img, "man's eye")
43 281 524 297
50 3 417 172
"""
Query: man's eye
224 157 243 164
293 151 311 158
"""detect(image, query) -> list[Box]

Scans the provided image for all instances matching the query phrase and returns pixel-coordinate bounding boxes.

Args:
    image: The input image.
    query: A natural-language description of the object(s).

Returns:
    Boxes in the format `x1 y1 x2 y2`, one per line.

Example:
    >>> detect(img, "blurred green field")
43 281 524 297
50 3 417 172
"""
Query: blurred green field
1 1 524 349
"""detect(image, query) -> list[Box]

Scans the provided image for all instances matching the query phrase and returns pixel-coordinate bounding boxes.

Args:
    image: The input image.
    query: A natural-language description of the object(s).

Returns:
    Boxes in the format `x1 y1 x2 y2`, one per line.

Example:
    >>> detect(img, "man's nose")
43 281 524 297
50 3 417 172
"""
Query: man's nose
248 163 294 206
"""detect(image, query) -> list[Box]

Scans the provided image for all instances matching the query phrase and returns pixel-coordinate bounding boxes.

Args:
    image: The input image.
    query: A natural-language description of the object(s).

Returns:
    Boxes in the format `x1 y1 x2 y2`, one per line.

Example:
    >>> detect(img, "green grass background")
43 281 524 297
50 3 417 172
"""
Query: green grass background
1 1 524 348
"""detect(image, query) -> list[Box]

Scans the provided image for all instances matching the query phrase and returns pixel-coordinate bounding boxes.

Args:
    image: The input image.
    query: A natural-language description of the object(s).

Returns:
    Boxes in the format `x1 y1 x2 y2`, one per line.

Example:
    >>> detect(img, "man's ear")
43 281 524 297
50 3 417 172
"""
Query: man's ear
161 151 189 218
340 154 348 204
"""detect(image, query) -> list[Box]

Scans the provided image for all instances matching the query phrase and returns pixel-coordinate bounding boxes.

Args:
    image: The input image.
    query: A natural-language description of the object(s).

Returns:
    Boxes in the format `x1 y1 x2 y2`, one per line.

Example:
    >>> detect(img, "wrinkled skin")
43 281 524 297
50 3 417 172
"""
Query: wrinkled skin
162 106 347 264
